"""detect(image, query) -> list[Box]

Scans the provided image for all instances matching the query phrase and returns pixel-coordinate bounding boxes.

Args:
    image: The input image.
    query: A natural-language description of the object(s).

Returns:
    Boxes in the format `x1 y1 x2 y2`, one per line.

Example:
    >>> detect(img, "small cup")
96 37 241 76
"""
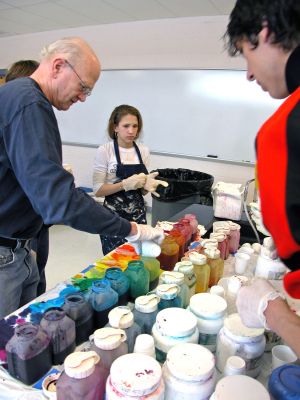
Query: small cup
235 252 250 274
272 345 297 370
224 356 246 376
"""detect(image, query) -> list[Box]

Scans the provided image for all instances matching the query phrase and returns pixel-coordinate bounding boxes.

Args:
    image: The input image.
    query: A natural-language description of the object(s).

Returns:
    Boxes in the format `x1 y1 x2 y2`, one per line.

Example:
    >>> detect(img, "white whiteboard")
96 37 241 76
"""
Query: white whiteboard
55 69 283 162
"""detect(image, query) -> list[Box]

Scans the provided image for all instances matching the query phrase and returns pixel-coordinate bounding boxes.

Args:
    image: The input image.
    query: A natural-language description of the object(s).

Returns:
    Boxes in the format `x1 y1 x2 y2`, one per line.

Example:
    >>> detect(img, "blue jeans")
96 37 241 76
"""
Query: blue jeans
0 244 39 319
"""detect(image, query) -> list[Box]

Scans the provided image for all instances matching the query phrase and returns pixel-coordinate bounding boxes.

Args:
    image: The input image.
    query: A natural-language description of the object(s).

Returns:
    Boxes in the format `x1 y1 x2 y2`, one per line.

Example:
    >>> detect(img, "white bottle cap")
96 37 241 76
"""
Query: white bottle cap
141 240 161 257
135 294 159 313
201 238 218 248
224 356 246 376
188 252 207 265
160 271 184 285
189 293 227 319
227 275 248 295
110 353 162 396
224 313 264 340
133 334 155 357
174 260 194 274
204 247 221 260
155 307 197 337
64 351 100 379
94 327 127 350
108 306 134 329
252 243 261 254
166 343 215 383
227 221 241 231
210 233 227 242
156 283 180 299
213 375 270 400
210 285 225 298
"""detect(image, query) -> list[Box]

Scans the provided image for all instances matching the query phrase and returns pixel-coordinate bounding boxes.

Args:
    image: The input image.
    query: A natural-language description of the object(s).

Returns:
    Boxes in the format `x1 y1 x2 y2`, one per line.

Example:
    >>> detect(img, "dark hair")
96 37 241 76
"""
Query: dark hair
5 60 39 82
107 104 143 139
225 0 300 56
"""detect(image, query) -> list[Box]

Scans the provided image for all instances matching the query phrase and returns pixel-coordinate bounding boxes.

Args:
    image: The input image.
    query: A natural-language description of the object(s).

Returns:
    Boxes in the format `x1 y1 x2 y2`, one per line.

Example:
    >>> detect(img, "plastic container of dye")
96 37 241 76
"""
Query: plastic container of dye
124 260 150 300
209 233 227 260
159 271 189 308
88 279 118 328
152 307 199 363
157 236 179 271
140 256 161 290
163 343 216 400
227 222 241 254
63 292 94 345
134 334 156 358
40 307 76 365
268 364 300 400
133 294 159 334
204 248 224 288
156 284 182 311
106 353 165 400
169 228 186 260
188 293 227 352
56 351 106 400
188 252 210 294
91 327 128 378
216 313 265 378
105 267 130 305
6 323 52 385
174 260 196 301
184 213 199 241
108 306 142 353
210 375 270 400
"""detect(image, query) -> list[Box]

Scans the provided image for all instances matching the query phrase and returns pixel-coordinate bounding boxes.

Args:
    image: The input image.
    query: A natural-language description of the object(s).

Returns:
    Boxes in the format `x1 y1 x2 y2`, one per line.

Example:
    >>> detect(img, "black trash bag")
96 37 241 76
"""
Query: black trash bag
151 168 214 204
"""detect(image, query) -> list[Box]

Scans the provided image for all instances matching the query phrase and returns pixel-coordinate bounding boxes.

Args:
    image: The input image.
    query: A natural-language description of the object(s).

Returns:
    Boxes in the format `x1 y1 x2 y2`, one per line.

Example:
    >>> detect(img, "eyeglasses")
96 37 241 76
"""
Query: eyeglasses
64 59 92 96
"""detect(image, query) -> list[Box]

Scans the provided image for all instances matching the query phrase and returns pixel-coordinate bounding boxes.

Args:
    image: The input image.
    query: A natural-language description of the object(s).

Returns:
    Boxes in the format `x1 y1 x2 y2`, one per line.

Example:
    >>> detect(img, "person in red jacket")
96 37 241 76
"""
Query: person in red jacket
225 0 300 357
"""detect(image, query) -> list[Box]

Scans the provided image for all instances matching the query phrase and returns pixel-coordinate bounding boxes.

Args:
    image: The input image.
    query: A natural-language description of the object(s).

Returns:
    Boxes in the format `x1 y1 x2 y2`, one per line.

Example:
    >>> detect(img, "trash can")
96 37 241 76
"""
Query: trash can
151 168 214 227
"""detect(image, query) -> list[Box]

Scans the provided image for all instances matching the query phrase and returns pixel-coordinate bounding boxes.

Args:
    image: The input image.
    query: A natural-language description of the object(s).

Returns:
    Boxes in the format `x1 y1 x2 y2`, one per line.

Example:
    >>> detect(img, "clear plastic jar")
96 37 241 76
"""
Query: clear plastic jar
184 214 199 241
133 294 159 335
105 267 130 305
174 260 196 302
169 228 186 260
227 222 241 254
216 313 266 378
156 283 182 311
204 248 224 288
157 236 179 271
152 307 199 363
209 233 227 260
140 256 161 290
124 260 150 300
189 293 227 352
163 343 216 400
106 353 165 400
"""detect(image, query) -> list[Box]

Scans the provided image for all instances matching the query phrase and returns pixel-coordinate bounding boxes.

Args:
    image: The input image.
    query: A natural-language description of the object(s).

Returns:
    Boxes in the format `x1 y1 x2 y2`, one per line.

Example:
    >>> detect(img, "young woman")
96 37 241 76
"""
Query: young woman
93 105 150 255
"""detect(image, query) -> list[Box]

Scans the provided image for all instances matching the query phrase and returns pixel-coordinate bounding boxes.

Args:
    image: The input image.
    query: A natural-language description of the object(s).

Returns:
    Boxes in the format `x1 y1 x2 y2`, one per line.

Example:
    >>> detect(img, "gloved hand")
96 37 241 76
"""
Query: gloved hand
143 172 169 197
236 278 284 329
122 173 146 191
126 222 165 245
249 200 270 236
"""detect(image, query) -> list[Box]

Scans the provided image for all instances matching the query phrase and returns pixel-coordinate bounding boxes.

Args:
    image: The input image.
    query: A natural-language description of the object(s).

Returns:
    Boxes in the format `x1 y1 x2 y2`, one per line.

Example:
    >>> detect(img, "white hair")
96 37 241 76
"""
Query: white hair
40 37 87 64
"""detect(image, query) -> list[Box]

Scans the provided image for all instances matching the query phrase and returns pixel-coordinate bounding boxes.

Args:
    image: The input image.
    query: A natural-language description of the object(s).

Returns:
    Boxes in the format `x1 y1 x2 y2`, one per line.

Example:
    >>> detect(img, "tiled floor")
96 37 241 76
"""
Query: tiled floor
45 212 152 290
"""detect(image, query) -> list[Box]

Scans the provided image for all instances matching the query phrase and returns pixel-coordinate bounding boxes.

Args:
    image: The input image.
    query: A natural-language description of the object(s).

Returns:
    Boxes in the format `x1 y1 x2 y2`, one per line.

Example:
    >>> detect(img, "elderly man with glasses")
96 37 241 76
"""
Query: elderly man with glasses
0 37 164 319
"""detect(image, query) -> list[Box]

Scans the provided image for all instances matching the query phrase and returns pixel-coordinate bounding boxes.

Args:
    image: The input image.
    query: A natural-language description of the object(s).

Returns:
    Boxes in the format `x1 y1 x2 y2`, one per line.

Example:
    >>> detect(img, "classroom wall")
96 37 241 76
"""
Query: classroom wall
0 15 255 205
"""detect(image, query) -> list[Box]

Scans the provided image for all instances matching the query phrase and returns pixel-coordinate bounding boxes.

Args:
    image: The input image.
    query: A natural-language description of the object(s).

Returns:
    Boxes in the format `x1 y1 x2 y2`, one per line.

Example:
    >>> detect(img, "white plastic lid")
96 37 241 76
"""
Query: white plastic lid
189 293 227 319
224 356 246 376
135 294 159 313
141 240 161 257
263 236 275 250
174 260 194 274
210 285 225 298
133 334 155 355
227 221 241 231
224 314 264 340
108 306 134 329
166 343 215 382
227 275 248 295
252 243 261 254
110 353 162 396
160 271 184 285
210 233 226 242
215 227 230 235
94 327 126 350
188 252 207 265
214 375 270 400
204 247 221 260
155 307 197 337
64 351 100 379
156 283 180 299
201 238 218 248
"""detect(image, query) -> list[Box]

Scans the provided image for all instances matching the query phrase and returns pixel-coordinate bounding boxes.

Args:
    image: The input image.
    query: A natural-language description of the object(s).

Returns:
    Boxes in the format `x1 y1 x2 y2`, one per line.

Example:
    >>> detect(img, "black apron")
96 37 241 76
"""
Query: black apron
100 140 148 255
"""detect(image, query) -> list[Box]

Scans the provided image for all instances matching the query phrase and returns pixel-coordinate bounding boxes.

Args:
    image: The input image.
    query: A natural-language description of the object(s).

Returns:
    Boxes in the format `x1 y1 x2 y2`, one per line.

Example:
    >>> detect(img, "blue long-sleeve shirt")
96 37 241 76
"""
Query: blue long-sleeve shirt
0 77 131 239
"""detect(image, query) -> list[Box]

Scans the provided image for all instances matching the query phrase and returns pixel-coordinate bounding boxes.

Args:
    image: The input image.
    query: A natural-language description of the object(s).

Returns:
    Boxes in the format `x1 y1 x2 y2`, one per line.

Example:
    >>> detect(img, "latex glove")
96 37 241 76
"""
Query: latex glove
236 278 284 329
249 201 271 236
143 172 169 197
126 223 165 245
122 173 146 191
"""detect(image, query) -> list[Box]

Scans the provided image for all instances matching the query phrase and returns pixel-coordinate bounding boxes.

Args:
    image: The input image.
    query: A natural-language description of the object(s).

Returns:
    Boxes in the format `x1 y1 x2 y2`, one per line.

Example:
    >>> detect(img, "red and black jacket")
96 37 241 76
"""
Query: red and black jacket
256 46 300 298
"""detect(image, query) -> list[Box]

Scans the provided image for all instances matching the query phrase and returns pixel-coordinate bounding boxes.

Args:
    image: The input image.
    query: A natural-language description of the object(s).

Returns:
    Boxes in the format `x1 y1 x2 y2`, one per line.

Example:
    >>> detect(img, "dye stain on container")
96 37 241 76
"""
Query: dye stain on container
6 323 52 385
105 267 130 306
40 307 76 365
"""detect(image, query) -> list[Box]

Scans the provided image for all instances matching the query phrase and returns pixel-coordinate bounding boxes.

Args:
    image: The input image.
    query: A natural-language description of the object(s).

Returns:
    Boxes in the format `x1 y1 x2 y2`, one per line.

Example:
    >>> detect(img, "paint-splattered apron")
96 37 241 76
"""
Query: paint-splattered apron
100 140 148 255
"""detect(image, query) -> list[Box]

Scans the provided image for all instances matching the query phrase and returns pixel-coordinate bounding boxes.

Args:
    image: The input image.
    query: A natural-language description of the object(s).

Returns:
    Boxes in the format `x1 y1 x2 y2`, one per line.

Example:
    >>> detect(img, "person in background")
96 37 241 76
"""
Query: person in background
93 104 168 255
0 37 164 320
225 0 300 357
5 60 49 296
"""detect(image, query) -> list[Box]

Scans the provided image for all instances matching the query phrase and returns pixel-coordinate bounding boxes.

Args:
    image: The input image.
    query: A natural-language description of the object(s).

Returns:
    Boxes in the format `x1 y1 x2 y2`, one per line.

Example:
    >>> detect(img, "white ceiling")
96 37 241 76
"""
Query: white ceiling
0 0 236 38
